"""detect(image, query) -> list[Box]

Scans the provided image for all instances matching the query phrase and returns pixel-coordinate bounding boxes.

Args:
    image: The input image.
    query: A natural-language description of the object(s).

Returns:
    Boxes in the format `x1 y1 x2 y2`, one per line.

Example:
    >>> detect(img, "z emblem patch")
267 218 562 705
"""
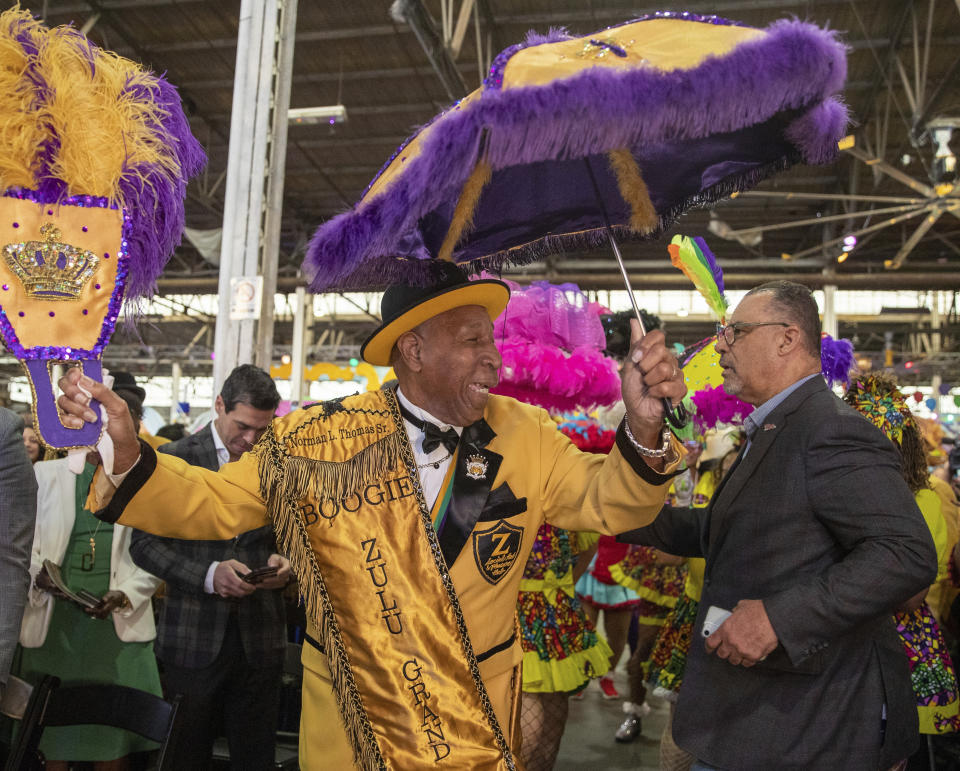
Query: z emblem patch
472 519 523 585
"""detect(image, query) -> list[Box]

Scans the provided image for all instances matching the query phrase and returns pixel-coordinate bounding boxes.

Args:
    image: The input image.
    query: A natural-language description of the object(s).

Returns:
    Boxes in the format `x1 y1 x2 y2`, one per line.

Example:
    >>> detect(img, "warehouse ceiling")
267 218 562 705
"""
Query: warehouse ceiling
23 0 960 386
40 0 960 288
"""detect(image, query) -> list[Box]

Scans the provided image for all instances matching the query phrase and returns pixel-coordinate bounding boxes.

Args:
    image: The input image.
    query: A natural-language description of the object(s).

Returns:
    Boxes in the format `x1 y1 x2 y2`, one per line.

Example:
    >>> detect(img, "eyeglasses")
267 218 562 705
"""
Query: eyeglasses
716 321 789 346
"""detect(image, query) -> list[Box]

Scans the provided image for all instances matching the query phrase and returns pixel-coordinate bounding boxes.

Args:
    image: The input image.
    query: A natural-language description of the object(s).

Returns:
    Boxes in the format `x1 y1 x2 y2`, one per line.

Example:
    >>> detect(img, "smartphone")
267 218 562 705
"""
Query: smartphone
241 565 279 584
701 605 732 638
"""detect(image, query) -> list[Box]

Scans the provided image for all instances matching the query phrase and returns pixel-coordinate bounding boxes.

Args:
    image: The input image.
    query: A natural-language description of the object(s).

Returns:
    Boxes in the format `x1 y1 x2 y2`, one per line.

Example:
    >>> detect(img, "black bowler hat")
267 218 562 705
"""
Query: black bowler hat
110 371 146 403
360 263 509 366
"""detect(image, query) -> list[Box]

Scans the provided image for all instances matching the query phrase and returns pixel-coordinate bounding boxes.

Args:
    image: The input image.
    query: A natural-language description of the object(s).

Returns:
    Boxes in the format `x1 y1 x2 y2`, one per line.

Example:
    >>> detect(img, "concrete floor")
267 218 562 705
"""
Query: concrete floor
554 669 669 771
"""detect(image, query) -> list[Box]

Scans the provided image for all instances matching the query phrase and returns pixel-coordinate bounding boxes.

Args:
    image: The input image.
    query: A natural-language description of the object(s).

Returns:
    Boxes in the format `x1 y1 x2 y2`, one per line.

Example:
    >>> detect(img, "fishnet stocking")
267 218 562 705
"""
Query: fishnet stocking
520 692 570 771
660 703 694 771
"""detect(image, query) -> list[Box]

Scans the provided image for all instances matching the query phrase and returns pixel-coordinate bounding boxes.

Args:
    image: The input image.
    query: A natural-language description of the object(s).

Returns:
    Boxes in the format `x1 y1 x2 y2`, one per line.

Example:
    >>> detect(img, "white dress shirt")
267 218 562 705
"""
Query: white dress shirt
204 420 231 593
208 419 231 470
396 388 463 511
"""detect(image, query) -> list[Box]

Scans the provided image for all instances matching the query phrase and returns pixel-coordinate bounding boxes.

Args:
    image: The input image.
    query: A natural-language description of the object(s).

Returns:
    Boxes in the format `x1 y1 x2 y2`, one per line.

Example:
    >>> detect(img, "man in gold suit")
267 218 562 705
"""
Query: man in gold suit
58 264 686 770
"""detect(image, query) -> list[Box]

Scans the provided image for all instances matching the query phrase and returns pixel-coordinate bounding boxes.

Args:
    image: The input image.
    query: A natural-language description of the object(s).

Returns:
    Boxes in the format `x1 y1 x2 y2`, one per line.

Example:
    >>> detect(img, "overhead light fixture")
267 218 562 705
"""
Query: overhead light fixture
288 105 348 126
836 252 848 263
707 212 761 247
927 118 959 184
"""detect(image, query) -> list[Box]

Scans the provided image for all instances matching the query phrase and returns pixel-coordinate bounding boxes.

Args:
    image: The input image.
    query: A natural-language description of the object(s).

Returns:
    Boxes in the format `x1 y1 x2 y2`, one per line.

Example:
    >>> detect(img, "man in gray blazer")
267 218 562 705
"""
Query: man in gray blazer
623 281 937 770
0 408 37 690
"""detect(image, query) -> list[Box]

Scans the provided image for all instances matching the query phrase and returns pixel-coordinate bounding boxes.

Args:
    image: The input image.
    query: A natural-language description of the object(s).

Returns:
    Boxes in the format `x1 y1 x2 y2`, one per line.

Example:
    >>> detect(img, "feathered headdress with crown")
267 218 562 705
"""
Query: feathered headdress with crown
844 372 931 493
0 7 205 448
843 373 916 444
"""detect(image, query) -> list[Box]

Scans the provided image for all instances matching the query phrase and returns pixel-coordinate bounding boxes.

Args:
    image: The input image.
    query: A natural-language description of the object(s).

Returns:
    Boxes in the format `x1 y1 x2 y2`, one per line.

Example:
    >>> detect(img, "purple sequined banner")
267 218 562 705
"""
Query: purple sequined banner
0 188 130 361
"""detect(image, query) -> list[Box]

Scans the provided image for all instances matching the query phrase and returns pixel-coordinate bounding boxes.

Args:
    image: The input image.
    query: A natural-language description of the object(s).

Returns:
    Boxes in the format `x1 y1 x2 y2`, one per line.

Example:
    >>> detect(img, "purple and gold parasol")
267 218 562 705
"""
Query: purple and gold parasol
0 9 204 448
305 12 848 291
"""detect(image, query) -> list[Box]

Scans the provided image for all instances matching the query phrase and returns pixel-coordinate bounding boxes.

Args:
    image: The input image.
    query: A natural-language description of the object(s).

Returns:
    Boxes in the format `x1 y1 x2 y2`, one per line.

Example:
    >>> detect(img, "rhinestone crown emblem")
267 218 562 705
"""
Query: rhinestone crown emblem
4 223 99 300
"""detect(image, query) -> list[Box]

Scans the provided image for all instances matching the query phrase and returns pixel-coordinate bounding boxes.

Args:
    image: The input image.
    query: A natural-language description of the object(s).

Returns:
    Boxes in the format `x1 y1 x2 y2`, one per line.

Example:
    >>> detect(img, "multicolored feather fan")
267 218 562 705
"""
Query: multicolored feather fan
667 234 728 322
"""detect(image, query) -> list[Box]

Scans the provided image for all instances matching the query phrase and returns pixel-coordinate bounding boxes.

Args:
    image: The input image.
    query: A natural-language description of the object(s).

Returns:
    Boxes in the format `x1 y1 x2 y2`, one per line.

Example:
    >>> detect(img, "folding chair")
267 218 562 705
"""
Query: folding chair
4 675 182 771
0 675 34 722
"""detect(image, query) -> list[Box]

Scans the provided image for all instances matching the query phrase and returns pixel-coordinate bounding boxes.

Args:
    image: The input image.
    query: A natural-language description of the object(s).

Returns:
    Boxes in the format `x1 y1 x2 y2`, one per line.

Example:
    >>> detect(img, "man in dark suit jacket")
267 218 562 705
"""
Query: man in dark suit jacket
623 281 937 771
130 365 289 770
0 408 37 691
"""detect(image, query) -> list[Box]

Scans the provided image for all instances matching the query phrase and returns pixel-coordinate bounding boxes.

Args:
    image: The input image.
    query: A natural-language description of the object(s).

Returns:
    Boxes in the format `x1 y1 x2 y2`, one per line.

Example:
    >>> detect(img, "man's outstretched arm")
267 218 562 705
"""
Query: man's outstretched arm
58 368 270 541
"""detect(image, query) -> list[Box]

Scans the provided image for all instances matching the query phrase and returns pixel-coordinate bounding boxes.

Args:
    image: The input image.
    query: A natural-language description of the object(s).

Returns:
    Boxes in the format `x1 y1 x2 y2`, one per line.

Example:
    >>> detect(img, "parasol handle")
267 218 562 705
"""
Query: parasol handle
583 158 688 429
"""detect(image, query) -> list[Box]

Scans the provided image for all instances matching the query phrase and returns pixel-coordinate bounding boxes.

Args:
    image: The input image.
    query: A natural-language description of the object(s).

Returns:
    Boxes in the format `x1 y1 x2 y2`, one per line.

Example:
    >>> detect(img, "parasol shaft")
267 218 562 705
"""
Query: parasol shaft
581 159 649 331
606 227 647 335
583 158 687 429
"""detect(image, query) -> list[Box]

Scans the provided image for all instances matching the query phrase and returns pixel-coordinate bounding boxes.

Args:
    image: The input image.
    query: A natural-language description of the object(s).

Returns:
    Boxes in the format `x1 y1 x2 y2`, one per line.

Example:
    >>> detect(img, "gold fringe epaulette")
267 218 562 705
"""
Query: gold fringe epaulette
282 433 402 505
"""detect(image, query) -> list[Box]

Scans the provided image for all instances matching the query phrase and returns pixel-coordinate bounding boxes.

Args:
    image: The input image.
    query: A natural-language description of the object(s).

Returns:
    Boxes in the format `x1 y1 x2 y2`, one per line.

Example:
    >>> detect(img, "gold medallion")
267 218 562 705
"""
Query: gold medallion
465 453 488 480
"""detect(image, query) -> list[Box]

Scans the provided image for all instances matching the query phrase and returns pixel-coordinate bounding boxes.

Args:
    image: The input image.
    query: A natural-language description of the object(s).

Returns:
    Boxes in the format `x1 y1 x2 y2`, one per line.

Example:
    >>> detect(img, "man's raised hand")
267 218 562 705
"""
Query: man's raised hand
620 321 686 446
56 367 141 474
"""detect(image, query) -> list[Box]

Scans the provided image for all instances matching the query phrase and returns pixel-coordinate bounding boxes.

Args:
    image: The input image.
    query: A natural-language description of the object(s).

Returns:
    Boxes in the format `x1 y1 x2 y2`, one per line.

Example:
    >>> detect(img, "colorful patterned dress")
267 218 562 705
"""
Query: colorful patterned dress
895 487 960 734
642 471 718 699
644 560 704 700
607 546 686 626
518 525 613 693
575 535 644 610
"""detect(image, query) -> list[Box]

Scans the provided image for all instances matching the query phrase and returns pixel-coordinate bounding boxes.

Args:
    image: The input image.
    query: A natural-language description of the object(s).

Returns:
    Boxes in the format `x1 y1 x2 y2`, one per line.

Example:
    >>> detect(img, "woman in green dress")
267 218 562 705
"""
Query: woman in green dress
17 393 163 770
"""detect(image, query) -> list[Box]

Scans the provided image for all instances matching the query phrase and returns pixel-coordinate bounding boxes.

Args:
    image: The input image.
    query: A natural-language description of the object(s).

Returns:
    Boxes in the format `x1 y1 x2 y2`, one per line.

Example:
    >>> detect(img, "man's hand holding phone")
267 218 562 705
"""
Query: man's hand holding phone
248 554 291 590
213 560 257 598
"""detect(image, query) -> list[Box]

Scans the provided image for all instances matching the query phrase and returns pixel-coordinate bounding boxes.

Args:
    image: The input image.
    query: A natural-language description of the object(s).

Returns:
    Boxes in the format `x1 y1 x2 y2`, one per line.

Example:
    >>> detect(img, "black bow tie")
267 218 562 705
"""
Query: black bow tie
422 422 460 455
398 401 460 455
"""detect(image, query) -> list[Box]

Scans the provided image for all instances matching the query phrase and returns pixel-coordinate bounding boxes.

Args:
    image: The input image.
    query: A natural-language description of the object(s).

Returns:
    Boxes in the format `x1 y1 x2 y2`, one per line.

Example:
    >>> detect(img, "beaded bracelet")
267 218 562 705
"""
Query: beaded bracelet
624 419 672 458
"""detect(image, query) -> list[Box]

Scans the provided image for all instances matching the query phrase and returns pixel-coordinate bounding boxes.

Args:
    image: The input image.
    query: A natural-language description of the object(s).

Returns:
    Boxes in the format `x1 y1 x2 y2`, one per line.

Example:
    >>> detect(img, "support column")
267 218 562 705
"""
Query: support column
213 0 297 393
932 291 942 413
821 269 838 339
255 0 297 370
290 287 309 407
170 361 181 423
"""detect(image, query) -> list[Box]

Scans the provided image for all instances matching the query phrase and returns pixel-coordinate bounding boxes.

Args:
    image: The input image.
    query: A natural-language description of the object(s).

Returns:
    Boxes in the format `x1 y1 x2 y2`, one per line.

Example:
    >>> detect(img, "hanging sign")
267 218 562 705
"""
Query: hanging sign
229 275 263 320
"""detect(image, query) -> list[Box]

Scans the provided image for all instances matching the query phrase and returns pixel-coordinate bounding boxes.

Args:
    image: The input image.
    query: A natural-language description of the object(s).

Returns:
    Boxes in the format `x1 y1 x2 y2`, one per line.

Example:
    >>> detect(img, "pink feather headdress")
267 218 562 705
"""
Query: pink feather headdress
487 278 620 413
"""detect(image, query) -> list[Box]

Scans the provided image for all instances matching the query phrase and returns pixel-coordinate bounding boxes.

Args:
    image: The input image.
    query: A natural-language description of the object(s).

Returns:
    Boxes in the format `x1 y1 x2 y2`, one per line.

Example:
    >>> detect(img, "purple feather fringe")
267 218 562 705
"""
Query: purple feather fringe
311 155 798 292
521 27 572 48
820 334 855 387
305 17 848 292
117 76 206 300
691 384 754 433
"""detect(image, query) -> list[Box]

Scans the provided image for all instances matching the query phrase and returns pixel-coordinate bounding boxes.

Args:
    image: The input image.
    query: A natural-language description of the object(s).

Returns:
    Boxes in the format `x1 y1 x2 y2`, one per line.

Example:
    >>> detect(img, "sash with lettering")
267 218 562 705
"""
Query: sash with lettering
254 388 516 770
